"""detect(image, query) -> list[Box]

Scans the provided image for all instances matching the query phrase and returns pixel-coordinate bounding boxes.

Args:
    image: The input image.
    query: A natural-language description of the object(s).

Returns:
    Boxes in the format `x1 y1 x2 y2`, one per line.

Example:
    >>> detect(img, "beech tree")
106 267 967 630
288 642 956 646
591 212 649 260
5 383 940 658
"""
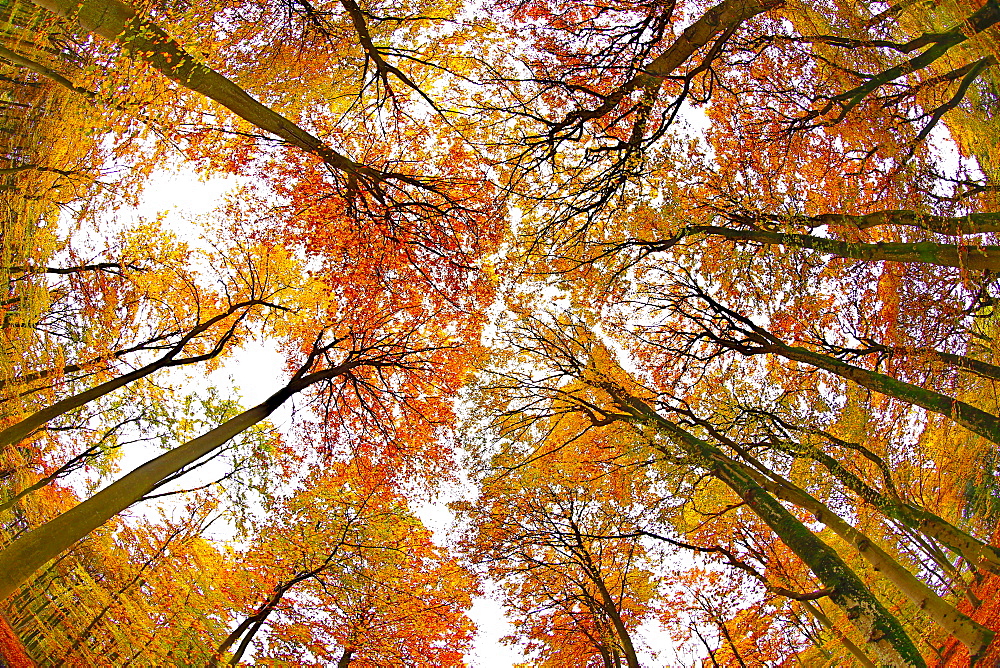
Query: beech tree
4 0 1000 663
475 313 1000 664
212 463 473 665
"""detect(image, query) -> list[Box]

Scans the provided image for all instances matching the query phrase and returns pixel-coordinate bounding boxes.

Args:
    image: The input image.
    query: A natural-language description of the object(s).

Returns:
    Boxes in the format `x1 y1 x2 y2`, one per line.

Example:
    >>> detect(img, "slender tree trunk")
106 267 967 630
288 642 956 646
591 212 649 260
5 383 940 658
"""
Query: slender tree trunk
607 389 926 666
805 211 1000 236
29 0 371 180
0 302 259 449
8 262 142 275
0 358 358 601
56 525 183 663
876 344 1000 383
587 571 640 668
211 573 313 666
1 453 89 512
689 225 1000 271
801 600 878 668
0 44 96 97
228 610 273 665
709 457 925 666
696 299 1000 445
735 458 994 660
763 340 1000 445
0 339 155 393
770 428 1000 574
337 649 353 668
552 0 780 133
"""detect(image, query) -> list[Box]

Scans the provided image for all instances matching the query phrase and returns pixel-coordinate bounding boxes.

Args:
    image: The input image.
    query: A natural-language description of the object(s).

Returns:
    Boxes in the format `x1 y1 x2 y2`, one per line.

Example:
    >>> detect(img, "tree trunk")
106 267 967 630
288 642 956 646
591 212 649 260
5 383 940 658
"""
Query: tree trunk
806 211 1000 237
0 336 164 394
0 358 358 601
877 344 1000 383
801 600 878 668
690 225 1000 271
29 0 368 180
608 391 926 667
587 569 641 668
769 428 1000 574
737 460 994 660
0 302 259 449
762 340 1000 446
708 455 925 667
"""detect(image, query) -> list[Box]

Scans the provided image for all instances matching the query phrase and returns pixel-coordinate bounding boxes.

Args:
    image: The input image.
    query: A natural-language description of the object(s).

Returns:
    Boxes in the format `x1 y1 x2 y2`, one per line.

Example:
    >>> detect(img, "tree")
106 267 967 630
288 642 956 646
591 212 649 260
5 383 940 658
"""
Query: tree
6 0 1000 661
477 313 1000 664
215 462 473 666
0 308 471 600
457 438 661 667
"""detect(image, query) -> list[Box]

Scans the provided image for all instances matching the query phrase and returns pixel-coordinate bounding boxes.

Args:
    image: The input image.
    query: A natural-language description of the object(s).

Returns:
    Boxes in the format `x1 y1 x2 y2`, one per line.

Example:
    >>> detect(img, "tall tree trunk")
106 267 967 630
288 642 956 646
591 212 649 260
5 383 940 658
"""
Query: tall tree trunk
804 211 1000 237
695 295 1000 446
606 389 926 667
211 571 321 666
708 455 925 667
547 0 780 138
0 334 167 394
766 341 1000 445
0 301 260 449
586 569 641 668
731 453 994 660
867 343 1000 383
0 357 359 601
801 600 878 668
688 225 1000 271
764 423 1000 574
599 382 926 668
29 0 371 181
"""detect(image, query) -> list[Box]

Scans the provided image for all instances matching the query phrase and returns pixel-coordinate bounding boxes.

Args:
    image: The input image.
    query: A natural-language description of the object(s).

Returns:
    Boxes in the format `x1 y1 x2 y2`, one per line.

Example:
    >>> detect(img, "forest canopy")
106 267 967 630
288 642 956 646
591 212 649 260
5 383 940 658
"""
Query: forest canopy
1 0 1000 665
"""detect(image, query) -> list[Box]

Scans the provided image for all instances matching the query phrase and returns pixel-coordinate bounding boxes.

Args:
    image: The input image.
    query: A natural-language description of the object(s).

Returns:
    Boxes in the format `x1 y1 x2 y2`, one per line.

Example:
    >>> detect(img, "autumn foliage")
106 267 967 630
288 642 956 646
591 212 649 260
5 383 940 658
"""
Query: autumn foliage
1 0 1000 664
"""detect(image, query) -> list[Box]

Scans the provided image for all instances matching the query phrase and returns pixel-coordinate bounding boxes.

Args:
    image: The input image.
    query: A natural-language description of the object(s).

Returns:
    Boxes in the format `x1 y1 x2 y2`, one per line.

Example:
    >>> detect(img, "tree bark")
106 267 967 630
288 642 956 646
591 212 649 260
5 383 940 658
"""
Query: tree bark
689 225 1000 271
0 357 359 601
0 301 262 449
28 0 371 181
547 0 780 137
801 600 878 668
606 389 926 667
764 341 1000 445
0 43 96 97
694 297 1000 446
736 459 994 660
0 336 165 394
806 211 1000 237
869 343 1000 383
584 561 641 668
765 424 1000 574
